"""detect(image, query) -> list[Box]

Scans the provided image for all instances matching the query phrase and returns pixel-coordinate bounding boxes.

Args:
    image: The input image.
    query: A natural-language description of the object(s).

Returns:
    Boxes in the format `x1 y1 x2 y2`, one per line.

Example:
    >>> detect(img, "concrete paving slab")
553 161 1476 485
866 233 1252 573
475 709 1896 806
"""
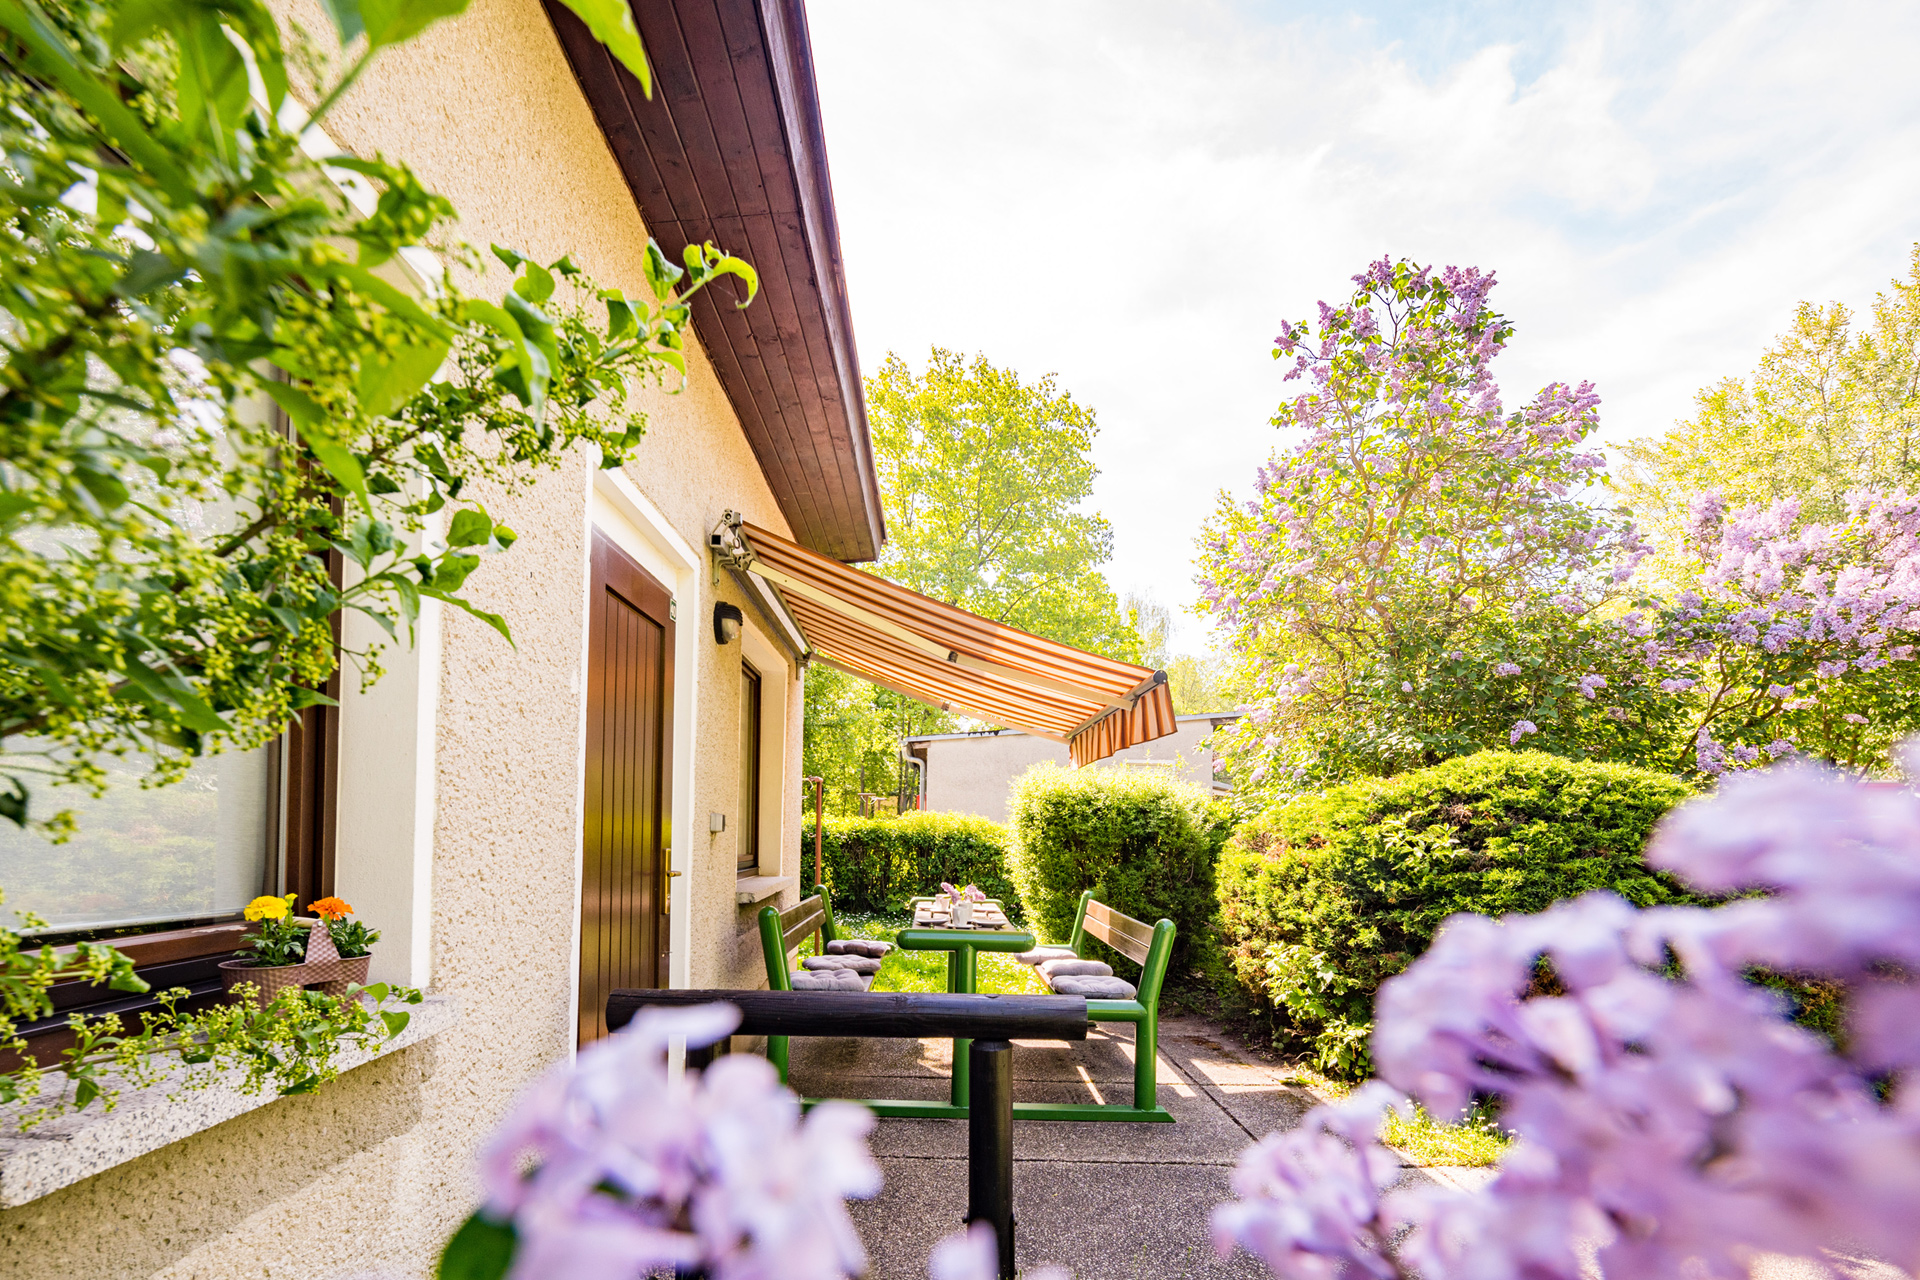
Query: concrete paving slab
851 1154 1275 1279
1200 1082 1316 1141
1156 1018 1293 1089
857 1078 1252 1164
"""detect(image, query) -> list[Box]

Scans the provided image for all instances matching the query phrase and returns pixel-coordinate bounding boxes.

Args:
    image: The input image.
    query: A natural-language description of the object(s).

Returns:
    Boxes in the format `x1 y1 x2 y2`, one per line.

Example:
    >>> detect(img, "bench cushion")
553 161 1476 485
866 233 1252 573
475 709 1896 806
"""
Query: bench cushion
789 968 870 992
1013 946 1078 965
1037 958 1112 980
825 939 892 959
802 955 881 975
1047 974 1137 999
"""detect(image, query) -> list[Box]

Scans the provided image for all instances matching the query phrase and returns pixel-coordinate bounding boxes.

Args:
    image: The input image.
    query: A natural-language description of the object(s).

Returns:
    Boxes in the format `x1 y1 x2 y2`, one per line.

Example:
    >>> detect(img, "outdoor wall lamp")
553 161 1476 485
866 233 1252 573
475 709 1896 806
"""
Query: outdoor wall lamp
713 601 744 645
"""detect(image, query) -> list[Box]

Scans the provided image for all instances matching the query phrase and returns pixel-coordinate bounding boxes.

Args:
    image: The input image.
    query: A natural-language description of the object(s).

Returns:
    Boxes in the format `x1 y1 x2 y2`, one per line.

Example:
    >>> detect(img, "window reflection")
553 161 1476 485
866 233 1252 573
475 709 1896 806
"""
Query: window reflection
0 745 276 935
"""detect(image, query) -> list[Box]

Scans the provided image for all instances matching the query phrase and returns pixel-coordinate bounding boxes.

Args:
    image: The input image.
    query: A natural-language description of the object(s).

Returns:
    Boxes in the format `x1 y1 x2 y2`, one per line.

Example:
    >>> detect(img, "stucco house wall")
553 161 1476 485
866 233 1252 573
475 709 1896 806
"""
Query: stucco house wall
0 0 805 1274
911 715 1238 825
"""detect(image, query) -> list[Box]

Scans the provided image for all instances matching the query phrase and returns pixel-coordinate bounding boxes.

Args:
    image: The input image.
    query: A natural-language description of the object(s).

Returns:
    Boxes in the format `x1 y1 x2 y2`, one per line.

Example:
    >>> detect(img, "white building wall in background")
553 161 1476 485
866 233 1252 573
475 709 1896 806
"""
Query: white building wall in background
909 714 1237 825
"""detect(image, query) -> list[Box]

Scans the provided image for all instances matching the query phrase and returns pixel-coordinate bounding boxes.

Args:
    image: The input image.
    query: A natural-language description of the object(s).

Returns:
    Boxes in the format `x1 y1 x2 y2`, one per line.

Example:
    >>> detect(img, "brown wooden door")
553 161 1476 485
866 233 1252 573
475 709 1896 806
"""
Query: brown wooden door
580 530 674 1044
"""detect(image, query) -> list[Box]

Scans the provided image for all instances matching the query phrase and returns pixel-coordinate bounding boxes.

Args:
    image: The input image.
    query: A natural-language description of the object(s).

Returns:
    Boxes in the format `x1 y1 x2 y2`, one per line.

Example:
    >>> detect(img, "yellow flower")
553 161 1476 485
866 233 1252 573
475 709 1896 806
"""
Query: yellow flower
244 894 292 922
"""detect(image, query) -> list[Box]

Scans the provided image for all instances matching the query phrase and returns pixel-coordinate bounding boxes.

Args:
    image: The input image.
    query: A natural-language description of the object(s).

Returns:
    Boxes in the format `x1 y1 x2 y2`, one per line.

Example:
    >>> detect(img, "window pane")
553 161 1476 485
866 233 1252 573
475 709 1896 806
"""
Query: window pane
0 746 276 935
738 665 761 875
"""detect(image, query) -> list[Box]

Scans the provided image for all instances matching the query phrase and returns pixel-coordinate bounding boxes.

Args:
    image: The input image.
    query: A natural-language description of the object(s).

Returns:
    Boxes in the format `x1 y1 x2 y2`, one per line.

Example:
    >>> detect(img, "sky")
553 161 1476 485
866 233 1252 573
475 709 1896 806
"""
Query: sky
805 0 1920 653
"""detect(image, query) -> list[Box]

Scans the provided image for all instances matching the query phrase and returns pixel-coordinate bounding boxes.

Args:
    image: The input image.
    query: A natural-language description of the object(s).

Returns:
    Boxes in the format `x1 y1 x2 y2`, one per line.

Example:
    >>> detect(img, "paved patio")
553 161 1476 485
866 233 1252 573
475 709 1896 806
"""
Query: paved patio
788 1014 1907 1280
788 1012 1434 1278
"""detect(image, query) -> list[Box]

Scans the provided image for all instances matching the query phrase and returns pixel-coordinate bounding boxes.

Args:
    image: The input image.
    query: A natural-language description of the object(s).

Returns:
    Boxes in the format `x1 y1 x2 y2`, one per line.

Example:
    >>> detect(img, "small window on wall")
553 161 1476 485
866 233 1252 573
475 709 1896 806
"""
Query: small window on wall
738 663 762 876
0 700 335 1062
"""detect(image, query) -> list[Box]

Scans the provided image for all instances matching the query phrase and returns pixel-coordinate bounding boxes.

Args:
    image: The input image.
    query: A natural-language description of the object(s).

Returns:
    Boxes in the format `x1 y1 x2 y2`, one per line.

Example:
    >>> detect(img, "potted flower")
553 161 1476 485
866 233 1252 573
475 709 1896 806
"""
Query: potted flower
219 894 379 1007
219 894 311 1007
311 897 377 992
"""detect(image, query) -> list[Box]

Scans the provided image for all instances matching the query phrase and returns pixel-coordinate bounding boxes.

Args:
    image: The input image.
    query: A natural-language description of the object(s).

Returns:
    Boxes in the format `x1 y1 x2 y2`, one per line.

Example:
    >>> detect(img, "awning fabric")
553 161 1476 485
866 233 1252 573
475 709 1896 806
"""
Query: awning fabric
720 518 1177 766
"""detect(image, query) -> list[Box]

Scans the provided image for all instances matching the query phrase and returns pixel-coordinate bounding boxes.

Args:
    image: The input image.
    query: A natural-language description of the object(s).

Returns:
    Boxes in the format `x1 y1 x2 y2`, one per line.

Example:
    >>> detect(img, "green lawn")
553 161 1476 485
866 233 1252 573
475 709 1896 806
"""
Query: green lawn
1280 1066 1512 1168
800 911 1050 996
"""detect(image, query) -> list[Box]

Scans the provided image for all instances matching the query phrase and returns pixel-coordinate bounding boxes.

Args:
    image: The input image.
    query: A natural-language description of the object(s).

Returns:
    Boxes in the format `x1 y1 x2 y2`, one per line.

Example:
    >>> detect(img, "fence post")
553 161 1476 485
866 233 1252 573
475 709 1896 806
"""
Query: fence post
967 1038 1015 1280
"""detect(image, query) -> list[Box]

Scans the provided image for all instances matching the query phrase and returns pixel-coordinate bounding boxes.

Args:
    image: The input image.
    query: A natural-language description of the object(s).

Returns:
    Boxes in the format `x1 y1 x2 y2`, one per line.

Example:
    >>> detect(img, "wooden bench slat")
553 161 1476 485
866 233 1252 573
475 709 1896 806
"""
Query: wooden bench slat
779 898 823 933
1083 900 1154 965
781 902 825 952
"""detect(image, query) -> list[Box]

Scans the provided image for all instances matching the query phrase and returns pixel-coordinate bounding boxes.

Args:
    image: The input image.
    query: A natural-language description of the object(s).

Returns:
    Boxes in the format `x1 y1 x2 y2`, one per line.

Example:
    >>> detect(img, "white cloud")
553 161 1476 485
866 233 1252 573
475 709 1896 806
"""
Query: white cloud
806 0 1920 651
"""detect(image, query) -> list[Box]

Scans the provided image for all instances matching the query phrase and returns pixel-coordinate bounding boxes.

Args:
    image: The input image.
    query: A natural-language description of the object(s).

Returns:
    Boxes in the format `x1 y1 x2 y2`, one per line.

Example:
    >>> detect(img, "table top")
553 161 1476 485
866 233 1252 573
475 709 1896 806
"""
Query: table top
911 900 1015 930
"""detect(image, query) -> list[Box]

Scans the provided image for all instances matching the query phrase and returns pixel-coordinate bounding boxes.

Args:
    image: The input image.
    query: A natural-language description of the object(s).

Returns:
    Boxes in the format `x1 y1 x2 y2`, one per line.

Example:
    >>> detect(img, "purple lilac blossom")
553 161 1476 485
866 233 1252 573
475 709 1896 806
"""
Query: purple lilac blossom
1211 1084 1409 1280
1508 720 1537 745
479 1003 881 1280
1217 765 1920 1280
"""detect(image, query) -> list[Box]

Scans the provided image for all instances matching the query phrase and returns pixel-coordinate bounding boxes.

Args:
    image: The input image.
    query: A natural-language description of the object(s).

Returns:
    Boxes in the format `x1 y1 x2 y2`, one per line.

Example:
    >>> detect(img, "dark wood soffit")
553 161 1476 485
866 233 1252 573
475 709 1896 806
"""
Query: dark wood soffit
544 0 885 564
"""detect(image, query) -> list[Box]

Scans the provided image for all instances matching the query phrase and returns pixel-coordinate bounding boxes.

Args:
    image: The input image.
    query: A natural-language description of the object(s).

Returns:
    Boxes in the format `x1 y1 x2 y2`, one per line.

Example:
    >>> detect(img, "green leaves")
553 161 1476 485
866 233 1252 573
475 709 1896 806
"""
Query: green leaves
437 1213 518 1280
642 240 685 301
446 508 494 548
0 0 738 836
319 0 471 51
262 381 371 510
681 240 759 309
552 0 649 94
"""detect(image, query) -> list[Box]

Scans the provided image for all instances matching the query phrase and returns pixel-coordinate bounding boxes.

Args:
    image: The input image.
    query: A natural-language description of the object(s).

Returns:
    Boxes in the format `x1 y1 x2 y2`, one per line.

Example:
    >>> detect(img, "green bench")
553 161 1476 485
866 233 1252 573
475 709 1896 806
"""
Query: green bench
756 884 850 1082
1022 889 1175 1122
757 885 1175 1123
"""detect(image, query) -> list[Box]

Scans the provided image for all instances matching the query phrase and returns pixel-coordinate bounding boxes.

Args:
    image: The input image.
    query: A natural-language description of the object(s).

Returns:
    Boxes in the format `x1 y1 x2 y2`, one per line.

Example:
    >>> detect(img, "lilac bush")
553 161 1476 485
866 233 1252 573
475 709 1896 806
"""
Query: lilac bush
1197 256 1677 794
1213 763 1920 1278
1199 256 1920 795
441 1003 881 1280
1634 490 1920 773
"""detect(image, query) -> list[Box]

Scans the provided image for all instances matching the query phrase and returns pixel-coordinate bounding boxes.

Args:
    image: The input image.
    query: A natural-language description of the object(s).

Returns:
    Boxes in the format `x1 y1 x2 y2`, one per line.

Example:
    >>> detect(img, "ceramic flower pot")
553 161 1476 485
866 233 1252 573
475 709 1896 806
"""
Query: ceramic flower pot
222 919 371 1007
320 953 373 997
218 957 313 1008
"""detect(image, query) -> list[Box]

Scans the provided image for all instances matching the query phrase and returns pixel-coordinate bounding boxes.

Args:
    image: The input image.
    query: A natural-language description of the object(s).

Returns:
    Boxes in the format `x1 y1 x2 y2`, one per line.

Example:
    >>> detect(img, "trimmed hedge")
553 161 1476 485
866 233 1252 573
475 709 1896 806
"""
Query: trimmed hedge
1006 765 1232 973
1216 750 1696 1076
800 812 1019 921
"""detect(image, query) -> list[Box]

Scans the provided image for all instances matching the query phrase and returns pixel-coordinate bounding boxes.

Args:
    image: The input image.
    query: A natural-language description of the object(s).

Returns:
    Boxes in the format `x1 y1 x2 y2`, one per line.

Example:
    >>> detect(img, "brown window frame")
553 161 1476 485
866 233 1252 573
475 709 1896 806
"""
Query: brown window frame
3 560 341 1069
738 661 762 876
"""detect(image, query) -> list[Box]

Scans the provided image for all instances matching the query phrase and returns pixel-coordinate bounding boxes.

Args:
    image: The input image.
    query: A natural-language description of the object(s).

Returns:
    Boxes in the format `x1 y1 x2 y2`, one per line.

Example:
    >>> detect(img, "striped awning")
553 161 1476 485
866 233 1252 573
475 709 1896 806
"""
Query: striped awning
712 515 1176 766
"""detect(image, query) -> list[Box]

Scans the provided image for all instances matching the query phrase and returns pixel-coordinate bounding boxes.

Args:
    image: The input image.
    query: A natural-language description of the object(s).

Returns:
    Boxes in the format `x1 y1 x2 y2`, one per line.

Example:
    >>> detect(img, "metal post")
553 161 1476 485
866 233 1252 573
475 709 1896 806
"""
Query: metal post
808 774 825 955
967 1038 1015 1280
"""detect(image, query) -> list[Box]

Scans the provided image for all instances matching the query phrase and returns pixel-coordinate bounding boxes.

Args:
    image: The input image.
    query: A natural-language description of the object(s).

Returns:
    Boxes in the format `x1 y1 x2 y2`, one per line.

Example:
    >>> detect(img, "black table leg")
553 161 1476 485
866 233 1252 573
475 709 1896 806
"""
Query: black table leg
967 1038 1015 1279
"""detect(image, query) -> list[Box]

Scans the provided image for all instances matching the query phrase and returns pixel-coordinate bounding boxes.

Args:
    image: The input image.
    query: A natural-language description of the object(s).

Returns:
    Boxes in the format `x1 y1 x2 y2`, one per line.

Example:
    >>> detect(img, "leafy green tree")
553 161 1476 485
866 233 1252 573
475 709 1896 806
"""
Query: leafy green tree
867 348 1139 659
0 0 751 830
1616 244 1920 548
800 664 950 816
1124 591 1234 714
801 350 1142 813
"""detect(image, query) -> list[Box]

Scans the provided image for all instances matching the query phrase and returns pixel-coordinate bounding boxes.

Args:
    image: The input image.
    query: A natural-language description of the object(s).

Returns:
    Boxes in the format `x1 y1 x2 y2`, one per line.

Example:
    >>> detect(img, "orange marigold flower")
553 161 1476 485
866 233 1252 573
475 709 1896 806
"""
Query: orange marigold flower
309 896 354 921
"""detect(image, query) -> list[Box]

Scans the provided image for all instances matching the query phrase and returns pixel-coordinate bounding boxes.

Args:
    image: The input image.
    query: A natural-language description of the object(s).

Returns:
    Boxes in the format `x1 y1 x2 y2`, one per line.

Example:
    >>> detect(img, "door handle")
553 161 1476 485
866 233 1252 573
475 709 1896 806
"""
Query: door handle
665 868 681 911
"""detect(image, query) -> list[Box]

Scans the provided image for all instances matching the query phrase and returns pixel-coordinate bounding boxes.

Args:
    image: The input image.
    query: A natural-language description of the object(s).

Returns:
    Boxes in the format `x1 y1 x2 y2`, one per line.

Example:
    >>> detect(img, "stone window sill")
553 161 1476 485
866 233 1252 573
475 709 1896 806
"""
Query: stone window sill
0 993 458 1207
734 875 795 905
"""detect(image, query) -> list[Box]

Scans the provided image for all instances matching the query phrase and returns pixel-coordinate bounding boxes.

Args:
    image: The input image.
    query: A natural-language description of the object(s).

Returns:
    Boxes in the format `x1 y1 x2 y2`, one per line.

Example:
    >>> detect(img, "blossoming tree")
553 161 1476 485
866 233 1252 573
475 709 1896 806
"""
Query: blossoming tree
1199 258 1920 795
1213 762 1920 1279
1196 257 1668 793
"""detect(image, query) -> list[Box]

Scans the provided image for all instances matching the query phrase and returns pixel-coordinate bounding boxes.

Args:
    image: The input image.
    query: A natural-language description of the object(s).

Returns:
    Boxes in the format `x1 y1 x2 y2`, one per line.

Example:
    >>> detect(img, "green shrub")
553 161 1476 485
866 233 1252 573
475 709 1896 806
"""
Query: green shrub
800 812 1018 920
1006 765 1232 973
1216 750 1696 1077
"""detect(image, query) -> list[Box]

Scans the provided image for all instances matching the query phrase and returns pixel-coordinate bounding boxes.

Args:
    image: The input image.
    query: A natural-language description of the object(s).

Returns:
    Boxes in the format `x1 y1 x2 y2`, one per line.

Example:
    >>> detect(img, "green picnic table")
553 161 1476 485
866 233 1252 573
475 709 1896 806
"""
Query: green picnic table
896 896 1035 1111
